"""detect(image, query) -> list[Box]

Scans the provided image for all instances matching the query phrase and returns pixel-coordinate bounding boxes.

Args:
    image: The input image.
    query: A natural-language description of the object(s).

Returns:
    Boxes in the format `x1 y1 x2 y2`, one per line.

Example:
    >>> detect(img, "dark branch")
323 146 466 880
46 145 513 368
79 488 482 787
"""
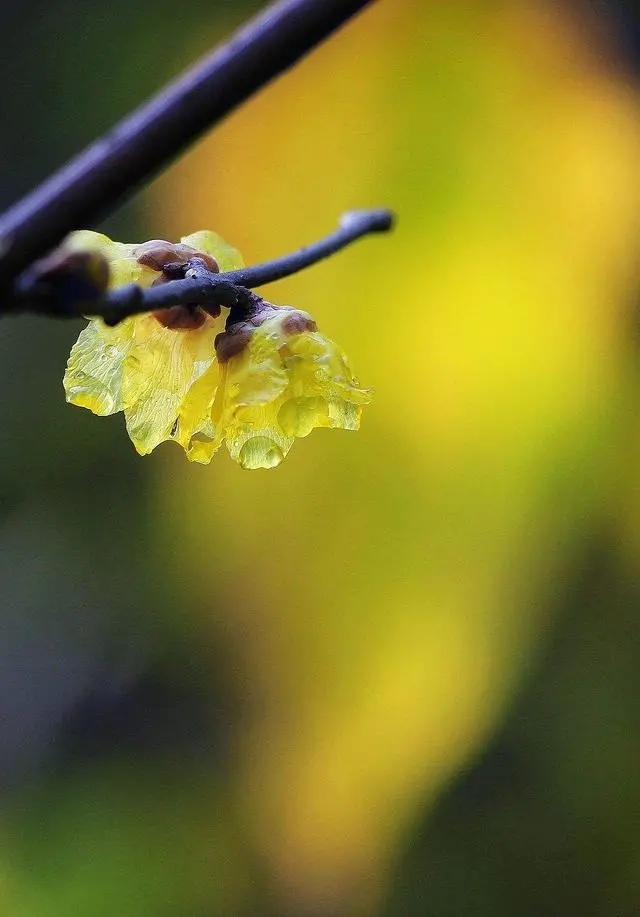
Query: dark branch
96 208 394 323
0 0 379 289
7 209 394 323
222 208 393 287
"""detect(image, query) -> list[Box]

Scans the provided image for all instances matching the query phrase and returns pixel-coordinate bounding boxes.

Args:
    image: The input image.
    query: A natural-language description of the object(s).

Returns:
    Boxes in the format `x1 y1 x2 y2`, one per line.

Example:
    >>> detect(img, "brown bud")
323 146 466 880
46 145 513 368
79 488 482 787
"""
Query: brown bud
281 310 317 336
135 240 219 274
153 306 207 330
215 324 253 362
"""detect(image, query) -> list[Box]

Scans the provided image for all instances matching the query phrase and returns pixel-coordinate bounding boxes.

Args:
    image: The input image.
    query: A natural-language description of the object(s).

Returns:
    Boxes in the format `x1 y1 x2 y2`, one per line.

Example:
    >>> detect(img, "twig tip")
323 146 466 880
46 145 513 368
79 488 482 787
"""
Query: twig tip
339 208 395 234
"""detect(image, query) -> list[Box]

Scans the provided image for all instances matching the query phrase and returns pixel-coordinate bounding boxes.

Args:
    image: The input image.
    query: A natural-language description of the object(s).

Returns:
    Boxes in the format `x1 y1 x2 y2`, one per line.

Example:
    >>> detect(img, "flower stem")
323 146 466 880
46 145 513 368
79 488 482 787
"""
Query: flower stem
96 208 395 323
223 208 394 288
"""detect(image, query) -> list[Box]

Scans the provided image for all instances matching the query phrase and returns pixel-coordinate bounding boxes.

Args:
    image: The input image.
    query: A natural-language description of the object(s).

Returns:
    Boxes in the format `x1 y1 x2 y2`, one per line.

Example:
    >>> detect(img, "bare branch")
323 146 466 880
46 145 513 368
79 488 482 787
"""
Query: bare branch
0 0 379 290
7 209 394 323
221 208 394 288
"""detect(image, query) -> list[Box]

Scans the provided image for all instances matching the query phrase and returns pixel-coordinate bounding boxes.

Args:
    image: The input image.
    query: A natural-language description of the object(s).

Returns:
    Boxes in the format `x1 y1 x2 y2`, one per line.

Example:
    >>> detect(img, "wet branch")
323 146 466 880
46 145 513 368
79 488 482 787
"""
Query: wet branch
10 209 394 324
0 0 379 290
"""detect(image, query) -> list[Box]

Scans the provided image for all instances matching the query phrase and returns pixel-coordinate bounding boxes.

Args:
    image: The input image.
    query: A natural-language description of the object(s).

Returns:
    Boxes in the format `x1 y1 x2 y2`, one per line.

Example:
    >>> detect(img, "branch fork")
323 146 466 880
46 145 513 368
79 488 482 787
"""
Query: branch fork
8 208 394 325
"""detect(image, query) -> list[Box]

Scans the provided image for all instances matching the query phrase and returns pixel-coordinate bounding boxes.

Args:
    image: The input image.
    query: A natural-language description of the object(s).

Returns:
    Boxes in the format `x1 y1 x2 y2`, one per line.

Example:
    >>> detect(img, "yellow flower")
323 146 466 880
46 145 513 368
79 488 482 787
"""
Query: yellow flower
203 302 371 469
63 230 241 456
64 231 371 468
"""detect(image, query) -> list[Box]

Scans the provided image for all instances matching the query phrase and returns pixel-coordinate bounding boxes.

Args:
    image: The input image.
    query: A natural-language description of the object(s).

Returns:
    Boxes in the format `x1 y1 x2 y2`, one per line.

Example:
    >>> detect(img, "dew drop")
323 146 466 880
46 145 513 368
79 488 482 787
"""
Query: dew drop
238 436 284 470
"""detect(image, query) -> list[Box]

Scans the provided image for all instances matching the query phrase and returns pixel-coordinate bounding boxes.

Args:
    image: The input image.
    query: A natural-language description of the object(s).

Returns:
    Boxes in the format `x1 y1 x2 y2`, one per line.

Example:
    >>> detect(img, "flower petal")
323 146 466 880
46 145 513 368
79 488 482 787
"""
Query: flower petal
175 361 221 464
65 231 158 287
63 231 370 467
285 330 372 407
225 407 294 470
63 317 135 415
122 314 219 455
180 231 244 272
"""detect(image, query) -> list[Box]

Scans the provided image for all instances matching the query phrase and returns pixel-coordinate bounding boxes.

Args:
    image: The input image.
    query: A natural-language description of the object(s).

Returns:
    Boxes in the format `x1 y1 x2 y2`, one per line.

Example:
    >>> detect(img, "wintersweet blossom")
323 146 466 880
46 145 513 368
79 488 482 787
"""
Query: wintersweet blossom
204 302 371 469
63 230 239 456
63 230 371 469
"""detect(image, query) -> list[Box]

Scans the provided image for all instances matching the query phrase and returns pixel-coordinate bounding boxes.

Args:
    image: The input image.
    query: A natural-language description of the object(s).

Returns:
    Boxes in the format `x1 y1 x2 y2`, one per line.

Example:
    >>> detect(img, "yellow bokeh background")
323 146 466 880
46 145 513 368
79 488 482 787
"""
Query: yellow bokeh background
2 2 640 915
146 2 640 912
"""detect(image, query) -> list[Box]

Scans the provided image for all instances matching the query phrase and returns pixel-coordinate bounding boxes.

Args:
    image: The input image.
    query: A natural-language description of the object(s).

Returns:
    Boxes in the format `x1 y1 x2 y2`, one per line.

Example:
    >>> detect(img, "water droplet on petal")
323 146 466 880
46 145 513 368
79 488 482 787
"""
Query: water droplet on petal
238 437 284 470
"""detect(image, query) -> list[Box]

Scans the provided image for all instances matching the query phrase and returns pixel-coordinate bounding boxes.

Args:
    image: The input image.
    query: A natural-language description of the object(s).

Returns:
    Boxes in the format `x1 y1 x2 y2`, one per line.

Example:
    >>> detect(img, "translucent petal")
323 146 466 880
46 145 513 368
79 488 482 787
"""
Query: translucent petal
233 333 288 406
277 395 332 437
65 232 158 288
63 230 370 467
121 314 219 455
63 317 135 415
209 310 371 466
65 231 135 263
225 405 294 469
180 230 244 272
175 361 221 463
286 331 372 406
185 430 221 464
109 258 157 288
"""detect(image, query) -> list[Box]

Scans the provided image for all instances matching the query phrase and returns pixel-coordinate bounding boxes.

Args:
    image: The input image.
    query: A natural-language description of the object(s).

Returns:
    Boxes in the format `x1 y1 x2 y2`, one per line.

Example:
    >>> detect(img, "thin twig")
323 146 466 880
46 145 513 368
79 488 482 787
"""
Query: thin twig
0 0 379 289
8 209 394 323
220 208 393 287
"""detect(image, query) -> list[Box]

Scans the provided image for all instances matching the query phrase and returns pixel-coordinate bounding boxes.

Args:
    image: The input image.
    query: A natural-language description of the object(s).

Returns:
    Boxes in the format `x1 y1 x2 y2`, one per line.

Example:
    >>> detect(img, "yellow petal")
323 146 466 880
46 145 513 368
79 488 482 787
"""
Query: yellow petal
276 395 355 437
234 332 289 406
226 406 294 469
180 230 244 272
108 257 157 288
209 310 371 467
63 317 135 415
175 361 221 464
206 362 289 469
63 231 370 467
65 231 158 288
122 314 219 455
65 231 136 264
285 331 372 407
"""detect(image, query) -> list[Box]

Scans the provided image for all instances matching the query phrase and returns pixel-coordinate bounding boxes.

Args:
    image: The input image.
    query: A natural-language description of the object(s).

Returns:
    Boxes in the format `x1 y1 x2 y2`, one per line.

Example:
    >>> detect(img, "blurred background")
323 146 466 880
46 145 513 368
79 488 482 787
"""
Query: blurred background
1 0 640 914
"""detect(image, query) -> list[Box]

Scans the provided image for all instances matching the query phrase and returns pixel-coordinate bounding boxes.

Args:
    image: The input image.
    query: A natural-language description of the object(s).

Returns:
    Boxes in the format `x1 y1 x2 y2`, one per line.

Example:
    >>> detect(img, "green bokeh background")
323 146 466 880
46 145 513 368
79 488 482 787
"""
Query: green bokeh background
2 2 640 915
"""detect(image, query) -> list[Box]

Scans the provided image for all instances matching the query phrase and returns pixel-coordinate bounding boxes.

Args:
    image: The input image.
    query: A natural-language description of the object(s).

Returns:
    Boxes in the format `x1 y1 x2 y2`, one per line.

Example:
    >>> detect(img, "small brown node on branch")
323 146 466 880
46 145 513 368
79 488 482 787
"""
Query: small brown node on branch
215 324 254 362
17 247 110 314
139 245 222 328
281 310 317 336
153 305 208 330
135 240 219 274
